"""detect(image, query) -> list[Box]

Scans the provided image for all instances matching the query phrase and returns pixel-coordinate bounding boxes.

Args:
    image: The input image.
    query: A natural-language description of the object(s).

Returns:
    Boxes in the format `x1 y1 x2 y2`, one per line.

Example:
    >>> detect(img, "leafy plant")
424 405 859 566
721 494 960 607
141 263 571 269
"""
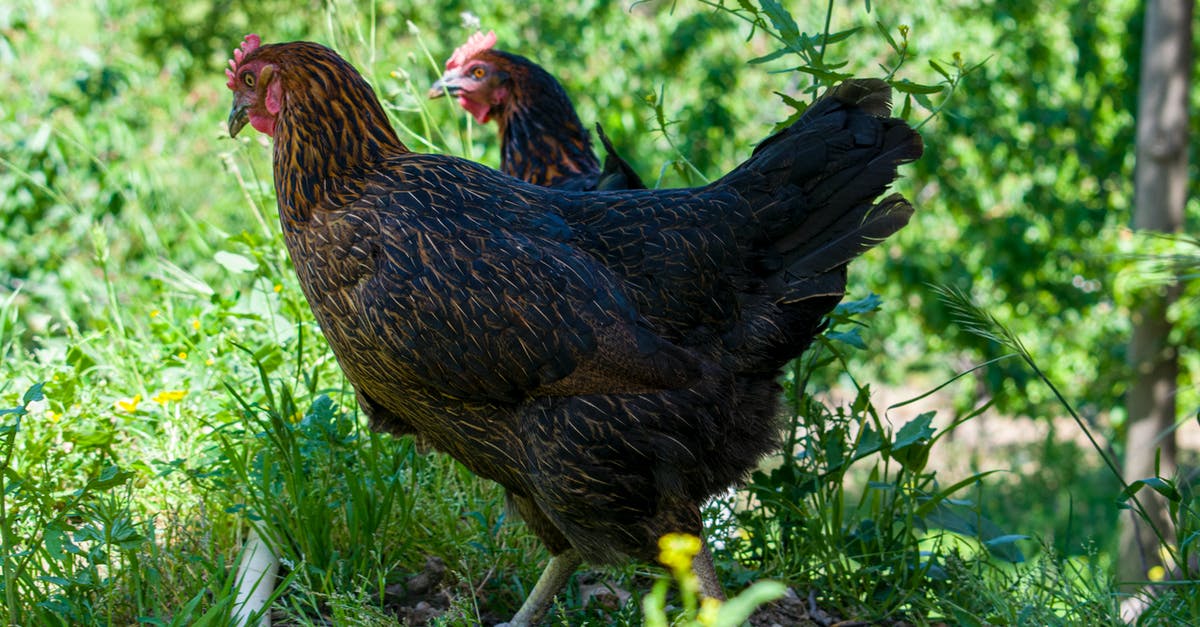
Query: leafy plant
211 346 420 614
0 383 171 626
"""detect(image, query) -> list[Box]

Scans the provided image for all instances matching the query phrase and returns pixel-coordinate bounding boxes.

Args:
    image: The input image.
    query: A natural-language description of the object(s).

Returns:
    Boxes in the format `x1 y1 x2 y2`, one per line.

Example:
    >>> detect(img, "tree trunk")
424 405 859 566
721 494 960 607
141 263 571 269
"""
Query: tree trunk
1119 0 1191 588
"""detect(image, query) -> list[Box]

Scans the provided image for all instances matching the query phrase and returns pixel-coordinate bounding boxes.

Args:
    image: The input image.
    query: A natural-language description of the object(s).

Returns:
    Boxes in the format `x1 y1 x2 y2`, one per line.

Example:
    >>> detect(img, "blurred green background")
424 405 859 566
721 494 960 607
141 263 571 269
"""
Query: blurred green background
1 0 1197 624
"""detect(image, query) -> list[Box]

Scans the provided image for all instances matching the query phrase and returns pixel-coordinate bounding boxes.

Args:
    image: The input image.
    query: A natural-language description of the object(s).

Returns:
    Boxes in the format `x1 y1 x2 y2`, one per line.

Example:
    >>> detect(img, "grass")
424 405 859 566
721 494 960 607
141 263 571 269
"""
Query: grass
2 0 1197 625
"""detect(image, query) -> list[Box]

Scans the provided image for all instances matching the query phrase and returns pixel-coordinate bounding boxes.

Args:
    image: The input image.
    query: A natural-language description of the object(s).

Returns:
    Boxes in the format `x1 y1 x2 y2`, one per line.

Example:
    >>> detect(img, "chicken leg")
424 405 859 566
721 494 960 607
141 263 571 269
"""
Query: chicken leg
693 538 727 601
497 549 582 627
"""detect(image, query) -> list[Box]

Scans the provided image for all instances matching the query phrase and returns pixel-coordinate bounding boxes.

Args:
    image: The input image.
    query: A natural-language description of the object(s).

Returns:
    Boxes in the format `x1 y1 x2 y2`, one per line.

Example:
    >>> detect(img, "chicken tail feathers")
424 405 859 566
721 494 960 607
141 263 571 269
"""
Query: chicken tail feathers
769 194 914 303
717 79 921 295
710 79 921 370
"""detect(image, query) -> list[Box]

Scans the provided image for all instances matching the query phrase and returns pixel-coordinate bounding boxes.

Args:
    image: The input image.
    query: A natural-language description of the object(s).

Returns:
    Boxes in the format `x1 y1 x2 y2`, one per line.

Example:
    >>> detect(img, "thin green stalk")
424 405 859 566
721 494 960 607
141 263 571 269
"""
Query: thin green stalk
646 85 709 184
1 413 23 624
914 55 987 130
933 284 1181 570
695 0 801 61
0 154 79 215
816 0 836 66
91 227 146 392
222 151 276 243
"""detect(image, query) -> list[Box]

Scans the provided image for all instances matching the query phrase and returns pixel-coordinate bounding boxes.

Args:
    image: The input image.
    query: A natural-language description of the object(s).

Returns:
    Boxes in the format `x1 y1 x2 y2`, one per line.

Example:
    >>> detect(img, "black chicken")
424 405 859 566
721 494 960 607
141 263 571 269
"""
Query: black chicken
225 33 921 626
428 30 644 191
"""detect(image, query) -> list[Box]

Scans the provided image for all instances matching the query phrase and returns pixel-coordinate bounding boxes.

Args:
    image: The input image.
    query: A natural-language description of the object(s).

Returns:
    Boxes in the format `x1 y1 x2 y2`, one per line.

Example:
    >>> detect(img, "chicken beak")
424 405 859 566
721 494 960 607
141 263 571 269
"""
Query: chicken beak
228 101 250 138
428 74 461 99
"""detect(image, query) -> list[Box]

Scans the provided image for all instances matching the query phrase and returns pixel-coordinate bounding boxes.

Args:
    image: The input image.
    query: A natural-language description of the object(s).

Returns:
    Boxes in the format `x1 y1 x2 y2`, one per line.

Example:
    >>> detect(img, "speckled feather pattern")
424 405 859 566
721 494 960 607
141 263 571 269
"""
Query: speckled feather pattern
233 41 921 565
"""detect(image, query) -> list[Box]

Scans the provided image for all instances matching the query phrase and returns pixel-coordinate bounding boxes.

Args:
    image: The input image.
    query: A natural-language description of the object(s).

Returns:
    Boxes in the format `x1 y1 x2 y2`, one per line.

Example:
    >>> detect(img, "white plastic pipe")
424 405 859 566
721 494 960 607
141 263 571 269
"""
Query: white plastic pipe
232 527 280 626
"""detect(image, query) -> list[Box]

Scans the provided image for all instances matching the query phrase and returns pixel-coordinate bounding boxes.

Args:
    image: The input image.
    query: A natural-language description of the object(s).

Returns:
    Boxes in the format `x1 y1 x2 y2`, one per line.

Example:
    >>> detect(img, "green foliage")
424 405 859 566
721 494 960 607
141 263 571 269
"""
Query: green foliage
941 284 1200 621
3 0 1197 624
718 298 1034 621
213 351 420 615
0 383 181 626
863 0 1170 421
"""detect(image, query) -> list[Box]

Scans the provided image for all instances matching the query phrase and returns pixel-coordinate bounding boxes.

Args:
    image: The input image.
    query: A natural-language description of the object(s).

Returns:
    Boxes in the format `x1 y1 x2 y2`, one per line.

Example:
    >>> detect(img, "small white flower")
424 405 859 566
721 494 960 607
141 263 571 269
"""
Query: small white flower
460 11 481 31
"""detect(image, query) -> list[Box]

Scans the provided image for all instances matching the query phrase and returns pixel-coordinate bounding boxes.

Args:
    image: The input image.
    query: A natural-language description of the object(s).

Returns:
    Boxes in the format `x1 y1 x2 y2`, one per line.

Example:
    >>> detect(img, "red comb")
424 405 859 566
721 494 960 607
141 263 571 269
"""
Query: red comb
446 30 497 70
225 34 262 90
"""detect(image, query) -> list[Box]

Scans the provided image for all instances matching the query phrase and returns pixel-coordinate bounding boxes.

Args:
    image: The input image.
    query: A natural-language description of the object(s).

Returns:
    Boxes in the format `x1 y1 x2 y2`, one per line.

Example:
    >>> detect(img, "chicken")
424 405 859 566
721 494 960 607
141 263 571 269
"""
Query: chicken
225 34 921 626
428 30 644 191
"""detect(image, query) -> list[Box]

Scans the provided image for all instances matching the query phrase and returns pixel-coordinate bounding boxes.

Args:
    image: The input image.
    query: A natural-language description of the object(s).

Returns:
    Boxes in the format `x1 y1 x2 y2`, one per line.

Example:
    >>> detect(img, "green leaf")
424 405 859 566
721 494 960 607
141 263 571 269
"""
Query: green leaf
852 383 872 414
748 48 792 65
1117 477 1182 506
827 328 866 349
759 0 800 42
891 79 945 95
893 412 936 449
67 345 96 372
772 91 809 112
984 534 1032 550
890 412 936 472
822 26 864 46
214 250 259 274
83 464 135 493
23 382 46 405
716 580 787 625
642 578 670 627
792 65 854 83
924 499 1027 563
876 20 901 53
929 59 952 81
855 424 883 459
836 293 883 316
45 525 70 561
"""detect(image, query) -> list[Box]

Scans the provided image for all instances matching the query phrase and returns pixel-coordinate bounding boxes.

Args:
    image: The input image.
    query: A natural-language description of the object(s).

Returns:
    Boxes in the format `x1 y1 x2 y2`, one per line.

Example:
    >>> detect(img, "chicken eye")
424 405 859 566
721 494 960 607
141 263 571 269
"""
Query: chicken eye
243 73 255 88
471 67 486 79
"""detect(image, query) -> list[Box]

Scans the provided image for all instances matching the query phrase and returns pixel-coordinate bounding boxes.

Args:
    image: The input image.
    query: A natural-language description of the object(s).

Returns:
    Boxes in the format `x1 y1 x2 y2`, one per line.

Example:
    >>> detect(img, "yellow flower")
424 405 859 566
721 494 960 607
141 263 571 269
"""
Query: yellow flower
152 390 187 404
177 351 188 360
1148 565 1165 582
47 410 62 423
116 394 142 413
205 357 215 366
191 319 201 330
697 597 722 626
288 410 303 424
273 284 283 293
658 533 702 574
150 309 160 318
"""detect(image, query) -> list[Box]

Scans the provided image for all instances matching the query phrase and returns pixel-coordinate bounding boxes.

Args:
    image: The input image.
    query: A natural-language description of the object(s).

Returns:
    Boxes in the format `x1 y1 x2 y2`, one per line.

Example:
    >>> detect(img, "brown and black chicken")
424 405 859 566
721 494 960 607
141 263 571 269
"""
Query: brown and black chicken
428 30 644 191
225 34 921 626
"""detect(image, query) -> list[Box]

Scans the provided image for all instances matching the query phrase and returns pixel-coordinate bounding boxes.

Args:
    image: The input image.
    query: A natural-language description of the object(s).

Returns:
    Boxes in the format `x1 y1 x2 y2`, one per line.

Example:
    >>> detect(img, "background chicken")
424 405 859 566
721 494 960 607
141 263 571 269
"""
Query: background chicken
428 30 645 191
225 33 921 626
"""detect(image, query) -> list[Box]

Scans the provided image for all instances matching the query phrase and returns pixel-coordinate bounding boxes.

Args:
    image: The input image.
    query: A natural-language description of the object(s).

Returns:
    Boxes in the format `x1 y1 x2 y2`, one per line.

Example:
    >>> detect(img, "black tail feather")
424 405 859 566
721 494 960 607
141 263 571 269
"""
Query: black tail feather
772 194 914 302
718 79 922 299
